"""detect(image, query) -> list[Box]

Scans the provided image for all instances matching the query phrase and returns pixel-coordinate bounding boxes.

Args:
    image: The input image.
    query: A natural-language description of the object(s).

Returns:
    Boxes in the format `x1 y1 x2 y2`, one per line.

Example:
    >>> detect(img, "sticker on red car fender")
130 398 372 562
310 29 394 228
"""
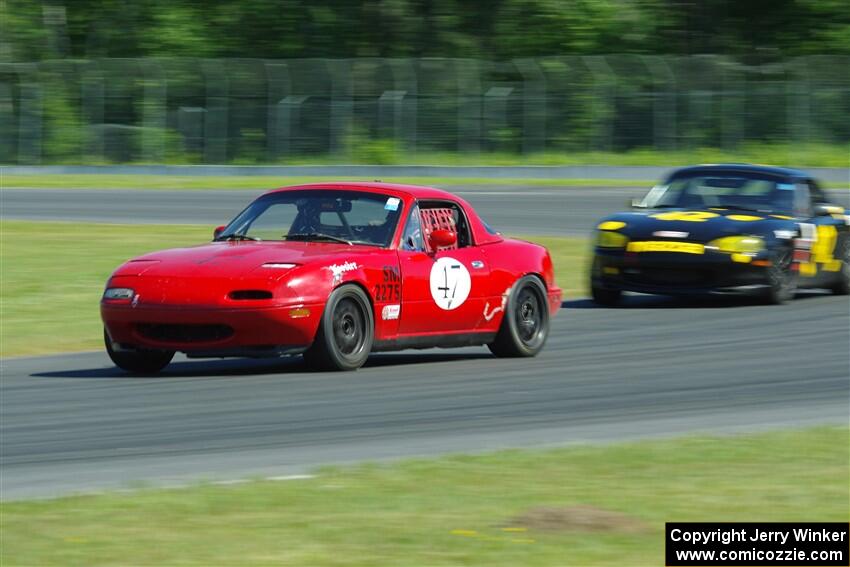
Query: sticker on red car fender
381 304 401 320
327 261 359 284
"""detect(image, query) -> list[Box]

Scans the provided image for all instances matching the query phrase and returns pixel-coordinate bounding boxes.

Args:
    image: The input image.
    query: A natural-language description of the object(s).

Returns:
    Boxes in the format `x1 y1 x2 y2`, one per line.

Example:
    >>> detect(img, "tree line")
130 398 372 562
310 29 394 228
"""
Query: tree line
4 0 849 62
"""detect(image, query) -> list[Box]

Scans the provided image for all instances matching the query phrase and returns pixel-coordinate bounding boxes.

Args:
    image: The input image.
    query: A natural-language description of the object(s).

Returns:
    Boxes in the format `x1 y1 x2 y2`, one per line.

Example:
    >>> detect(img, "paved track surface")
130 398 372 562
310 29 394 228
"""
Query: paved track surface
0 186 668 236
2 293 847 500
4 186 849 236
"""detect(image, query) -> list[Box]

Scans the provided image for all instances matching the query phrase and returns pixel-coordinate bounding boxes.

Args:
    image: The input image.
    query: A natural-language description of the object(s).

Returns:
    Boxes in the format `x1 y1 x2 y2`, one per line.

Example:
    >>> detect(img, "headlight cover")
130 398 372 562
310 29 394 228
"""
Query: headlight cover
707 236 765 254
261 263 298 269
596 230 629 248
103 287 135 300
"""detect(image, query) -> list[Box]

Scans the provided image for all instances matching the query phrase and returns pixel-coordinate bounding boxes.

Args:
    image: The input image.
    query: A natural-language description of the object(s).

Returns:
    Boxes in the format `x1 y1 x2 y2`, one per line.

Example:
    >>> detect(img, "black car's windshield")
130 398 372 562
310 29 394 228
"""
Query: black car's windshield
216 190 403 247
641 172 796 214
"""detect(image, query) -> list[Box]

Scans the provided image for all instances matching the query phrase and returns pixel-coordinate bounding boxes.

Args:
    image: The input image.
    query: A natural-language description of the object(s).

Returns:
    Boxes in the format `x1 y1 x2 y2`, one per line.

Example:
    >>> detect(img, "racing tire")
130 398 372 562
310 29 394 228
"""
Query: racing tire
104 329 174 374
591 284 622 307
303 284 374 371
829 238 850 296
488 275 550 358
762 248 797 305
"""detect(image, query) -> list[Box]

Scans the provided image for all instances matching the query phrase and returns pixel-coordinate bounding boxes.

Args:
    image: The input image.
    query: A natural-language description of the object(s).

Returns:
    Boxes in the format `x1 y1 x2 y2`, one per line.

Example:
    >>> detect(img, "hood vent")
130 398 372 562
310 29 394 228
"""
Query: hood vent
229 290 273 300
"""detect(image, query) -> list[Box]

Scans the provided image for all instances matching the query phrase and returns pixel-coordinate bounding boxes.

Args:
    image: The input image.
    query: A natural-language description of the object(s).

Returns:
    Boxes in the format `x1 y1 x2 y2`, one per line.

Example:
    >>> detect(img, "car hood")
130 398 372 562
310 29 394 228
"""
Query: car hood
113 241 379 279
597 208 792 242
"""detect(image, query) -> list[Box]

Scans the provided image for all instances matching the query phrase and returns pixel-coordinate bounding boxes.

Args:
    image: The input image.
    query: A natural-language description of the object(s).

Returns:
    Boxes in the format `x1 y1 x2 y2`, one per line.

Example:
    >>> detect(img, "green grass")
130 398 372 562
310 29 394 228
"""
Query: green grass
327 143 849 167
13 142 849 167
0 220 587 357
0 174 655 190
2 426 847 566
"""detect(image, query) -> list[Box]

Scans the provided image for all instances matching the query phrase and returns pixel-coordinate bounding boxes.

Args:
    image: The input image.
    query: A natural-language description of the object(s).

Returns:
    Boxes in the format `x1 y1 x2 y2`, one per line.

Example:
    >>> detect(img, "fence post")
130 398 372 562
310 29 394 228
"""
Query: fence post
276 95 308 157
378 90 406 144
456 59 481 154
640 55 676 151
514 58 546 154
264 61 291 160
388 58 418 153
202 59 229 163
583 56 616 153
16 63 42 164
80 60 104 161
141 59 166 162
326 59 352 156
483 86 513 152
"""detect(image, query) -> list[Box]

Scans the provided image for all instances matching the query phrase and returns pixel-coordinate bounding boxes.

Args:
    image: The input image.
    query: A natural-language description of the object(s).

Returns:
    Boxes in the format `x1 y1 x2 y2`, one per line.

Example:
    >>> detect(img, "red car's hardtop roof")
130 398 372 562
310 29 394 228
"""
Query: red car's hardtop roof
264 181 503 246
265 181 457 201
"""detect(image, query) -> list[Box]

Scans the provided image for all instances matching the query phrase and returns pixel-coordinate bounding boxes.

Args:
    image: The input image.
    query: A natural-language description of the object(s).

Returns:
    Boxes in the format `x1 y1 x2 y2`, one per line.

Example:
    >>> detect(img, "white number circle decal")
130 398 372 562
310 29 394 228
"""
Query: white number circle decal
429 257 471 310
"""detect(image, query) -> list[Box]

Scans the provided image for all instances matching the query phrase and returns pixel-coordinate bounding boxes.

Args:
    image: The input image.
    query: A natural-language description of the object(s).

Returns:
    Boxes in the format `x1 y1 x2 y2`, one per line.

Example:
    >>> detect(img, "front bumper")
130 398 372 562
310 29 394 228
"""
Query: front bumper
548 286 563 314
591 248 774 295
102 302 324 354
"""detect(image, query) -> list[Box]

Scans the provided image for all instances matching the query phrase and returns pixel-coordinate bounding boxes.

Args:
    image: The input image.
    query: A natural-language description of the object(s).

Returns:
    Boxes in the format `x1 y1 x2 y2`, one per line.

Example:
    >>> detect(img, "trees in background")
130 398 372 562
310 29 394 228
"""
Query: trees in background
3 0 850 62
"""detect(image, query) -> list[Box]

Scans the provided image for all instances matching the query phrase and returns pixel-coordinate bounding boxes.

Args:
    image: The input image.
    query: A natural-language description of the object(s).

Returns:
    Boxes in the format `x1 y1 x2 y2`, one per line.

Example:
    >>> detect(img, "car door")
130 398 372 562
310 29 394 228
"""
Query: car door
396 202 491 335
796 179 847 284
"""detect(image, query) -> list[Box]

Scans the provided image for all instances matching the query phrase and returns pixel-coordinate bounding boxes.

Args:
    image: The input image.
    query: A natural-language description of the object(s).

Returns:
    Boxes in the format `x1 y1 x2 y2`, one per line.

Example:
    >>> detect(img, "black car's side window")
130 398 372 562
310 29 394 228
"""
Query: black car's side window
793 182 813 218
807 180 828 206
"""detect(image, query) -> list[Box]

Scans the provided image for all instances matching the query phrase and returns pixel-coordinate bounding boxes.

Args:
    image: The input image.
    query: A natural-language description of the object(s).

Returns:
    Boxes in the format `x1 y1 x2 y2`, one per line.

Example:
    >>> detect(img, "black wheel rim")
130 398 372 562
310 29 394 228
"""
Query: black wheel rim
768 250 794 296
515 287 543 345
332 297 366 358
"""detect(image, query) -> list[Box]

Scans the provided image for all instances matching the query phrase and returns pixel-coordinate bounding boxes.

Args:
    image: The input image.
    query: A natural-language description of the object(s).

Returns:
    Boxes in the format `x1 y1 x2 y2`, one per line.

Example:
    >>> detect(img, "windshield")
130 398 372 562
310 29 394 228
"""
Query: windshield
218 190 404 247
641 172 795 214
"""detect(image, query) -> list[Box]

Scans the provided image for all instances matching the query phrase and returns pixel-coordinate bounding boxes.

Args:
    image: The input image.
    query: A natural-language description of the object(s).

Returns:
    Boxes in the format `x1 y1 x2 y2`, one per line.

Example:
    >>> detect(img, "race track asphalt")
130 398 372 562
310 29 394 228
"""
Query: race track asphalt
2 292 848 500
1 184 849 499
0 185 666 236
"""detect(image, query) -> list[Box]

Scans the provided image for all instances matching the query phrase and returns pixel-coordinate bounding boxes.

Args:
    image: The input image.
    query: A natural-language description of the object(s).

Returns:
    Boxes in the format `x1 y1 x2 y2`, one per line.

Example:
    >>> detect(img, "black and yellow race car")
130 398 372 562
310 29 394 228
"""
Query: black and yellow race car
590 164 850 305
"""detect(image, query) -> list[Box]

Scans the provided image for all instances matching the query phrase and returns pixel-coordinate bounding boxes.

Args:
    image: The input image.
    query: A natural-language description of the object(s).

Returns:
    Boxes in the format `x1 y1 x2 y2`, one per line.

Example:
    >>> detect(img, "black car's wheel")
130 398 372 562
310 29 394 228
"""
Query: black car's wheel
488 275 550 358
829 238 850 295
591 284 622 307
104 329 174 374
763 248 797 305
304 284 374 371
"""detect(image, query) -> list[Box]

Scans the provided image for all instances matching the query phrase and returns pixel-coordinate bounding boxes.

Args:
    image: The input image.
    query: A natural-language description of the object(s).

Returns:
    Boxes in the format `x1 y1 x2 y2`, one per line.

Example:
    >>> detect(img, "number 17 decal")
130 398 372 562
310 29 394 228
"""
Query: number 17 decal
429 256 471 310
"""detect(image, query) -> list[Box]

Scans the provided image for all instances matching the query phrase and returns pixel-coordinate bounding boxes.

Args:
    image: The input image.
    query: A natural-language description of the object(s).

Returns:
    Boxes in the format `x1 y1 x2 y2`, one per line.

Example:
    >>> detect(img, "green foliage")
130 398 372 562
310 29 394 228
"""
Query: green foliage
4 1 850 63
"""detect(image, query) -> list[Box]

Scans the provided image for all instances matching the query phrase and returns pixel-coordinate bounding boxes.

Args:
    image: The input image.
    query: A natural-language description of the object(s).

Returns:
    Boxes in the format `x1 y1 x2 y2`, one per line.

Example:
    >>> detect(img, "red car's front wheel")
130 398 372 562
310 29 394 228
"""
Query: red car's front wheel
104 329 174 375
303 285 374 371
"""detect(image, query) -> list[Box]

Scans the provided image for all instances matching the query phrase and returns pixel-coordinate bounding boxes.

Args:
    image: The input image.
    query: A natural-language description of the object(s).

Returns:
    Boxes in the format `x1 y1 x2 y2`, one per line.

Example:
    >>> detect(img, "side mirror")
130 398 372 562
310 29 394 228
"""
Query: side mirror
630 198 646 209
213 225 227 240
428 229 457 251
813 204 843 217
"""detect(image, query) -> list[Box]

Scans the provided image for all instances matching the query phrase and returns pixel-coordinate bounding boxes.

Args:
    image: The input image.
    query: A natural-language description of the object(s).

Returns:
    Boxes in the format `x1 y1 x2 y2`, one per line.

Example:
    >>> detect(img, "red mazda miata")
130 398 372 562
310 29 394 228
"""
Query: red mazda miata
101 182 562 372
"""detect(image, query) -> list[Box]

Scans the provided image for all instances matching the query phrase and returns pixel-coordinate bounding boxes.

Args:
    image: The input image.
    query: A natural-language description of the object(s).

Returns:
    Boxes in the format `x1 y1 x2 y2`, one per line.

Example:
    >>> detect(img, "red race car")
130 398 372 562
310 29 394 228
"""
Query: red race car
101 182 562 372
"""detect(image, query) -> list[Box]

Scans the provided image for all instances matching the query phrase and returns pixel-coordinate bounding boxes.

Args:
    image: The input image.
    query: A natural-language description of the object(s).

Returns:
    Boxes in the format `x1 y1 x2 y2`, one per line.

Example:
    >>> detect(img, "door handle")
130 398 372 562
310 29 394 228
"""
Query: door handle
471 260 485 269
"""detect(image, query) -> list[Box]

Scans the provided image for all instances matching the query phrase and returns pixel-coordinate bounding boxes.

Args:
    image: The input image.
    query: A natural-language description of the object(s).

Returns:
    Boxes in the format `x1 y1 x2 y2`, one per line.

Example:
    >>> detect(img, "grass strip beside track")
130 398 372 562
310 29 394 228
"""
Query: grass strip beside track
1 174 654 190
2 426 847 566
3 174 848 191
0 220 588 357
3 142 849 167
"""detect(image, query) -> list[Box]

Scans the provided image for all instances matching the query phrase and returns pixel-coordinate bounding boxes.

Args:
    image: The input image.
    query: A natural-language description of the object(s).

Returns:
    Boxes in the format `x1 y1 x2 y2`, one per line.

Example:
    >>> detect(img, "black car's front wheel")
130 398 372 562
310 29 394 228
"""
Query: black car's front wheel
591 284 622 307
829 238 850 295
104 329 174 374
488 275 550 358
762 248 797 305
304 284 374 371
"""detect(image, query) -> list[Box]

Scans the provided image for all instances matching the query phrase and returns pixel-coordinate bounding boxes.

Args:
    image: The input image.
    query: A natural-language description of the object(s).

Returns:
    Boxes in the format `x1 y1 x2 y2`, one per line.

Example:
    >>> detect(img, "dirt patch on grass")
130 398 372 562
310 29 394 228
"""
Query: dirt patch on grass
504 505 648 534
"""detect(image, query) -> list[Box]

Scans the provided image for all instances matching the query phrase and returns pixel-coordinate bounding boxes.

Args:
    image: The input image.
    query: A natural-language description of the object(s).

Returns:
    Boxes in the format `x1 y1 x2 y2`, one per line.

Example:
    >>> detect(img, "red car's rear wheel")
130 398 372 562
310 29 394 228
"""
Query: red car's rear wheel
488 275 550 358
